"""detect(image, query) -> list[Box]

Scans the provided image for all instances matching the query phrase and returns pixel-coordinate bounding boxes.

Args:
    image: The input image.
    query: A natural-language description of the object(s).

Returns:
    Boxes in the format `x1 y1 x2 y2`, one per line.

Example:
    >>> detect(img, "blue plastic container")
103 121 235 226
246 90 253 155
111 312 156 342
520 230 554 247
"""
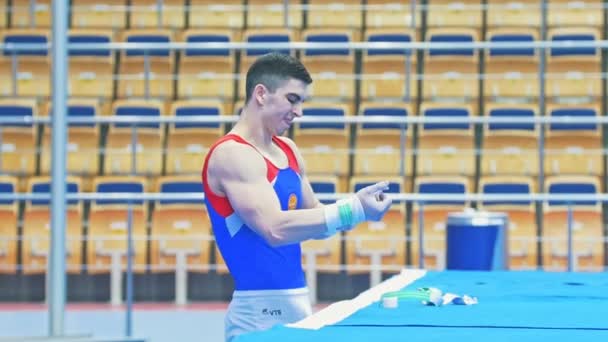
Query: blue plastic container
446 210 509 270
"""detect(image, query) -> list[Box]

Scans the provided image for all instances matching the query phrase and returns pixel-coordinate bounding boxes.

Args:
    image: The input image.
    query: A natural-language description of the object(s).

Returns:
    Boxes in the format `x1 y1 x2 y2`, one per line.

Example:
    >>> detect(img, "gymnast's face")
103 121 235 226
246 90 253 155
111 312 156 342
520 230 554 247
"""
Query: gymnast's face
258 78 310 136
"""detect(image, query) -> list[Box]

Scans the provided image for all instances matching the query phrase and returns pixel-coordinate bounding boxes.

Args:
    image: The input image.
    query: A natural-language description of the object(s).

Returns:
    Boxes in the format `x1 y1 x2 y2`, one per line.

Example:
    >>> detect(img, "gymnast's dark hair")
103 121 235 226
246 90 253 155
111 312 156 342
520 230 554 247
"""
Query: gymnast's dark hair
245 52 313 103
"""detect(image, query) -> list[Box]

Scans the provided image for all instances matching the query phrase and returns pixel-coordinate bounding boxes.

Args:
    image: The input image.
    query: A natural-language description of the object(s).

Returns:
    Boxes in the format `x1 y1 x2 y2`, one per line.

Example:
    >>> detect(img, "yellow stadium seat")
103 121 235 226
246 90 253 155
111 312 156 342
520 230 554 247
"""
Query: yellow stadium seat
300 233 342 292
0 99 38 175
21 176 83 274
544 102 602 176
307 174 344 204
423 28 479 102
484 28 540 102
360 28 419 101
301 28 358 101
546 27 601 102
189 0 244 28
478 176 538 270
165 100 226 175
542 175 604 271
177 29 237 100
486 1 540 28
306 0 362 28
481 103 539 176
238 28 297 99
426 0 482 28
410 175 472 269
87 176 148 274
39 99 101 176
293 103 351 176
0 0 6 28
104 100 165 175
365 0 421 29
345 176 406 277
0 176 18 274
117 29 175 100
353 102 413 176
548 0 603 28
71 0 128 28
0 61 13 97
68 29 115 100
130 0 185 29
11 0 51 27
0 29 50 98
247 0 303 28
416 102 476 176
150 175 211 273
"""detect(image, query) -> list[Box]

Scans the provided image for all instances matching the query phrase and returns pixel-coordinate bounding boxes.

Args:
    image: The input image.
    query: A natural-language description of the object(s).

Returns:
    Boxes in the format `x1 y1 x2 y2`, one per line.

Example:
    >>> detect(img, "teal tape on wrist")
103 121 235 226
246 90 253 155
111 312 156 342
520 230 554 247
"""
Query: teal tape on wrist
338 202 352 227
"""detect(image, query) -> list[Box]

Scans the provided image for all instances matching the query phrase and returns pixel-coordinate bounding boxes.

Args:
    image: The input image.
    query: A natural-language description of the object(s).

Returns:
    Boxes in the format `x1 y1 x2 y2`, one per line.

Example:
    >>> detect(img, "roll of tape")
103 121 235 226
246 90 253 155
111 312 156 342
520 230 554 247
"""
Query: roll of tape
382 296 398 309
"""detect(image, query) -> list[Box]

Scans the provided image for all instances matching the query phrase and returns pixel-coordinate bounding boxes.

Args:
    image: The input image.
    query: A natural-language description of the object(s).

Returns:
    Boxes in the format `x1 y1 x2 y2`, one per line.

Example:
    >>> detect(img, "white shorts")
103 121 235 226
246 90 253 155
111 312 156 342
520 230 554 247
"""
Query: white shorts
224 287 312 342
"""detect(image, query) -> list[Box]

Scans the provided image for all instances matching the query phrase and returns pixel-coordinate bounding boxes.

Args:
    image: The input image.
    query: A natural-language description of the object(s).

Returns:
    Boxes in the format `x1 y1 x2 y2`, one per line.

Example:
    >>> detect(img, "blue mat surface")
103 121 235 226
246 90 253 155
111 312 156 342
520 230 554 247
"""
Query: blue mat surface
336 271 608 329
236 271 608 342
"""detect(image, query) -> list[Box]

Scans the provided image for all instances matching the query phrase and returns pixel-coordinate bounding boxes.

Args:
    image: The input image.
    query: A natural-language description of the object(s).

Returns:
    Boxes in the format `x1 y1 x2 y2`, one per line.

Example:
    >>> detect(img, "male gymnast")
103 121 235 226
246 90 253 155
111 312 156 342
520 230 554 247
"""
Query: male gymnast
202 52 393 342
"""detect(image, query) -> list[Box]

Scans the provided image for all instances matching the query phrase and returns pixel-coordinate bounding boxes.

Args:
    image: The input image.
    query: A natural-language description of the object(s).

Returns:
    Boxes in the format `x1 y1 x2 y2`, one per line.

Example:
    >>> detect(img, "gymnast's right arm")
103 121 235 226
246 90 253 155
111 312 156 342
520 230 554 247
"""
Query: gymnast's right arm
207 142 393 247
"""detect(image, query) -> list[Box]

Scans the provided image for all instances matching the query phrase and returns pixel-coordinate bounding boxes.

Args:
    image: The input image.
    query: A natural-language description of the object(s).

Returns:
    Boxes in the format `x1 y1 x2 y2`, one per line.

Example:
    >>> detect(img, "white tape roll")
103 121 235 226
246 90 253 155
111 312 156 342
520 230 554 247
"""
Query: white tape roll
382 296 398 309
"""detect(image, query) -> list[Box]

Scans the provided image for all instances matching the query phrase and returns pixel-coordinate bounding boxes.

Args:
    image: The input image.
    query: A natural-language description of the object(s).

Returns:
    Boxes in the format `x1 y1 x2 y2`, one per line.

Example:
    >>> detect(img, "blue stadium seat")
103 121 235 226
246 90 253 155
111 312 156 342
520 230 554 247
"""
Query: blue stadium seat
543 175 603 271
426 0 482 28
293 103 351 176
104 100 165 175
546 27 601 102
306 0 362 28
150 175 210 273
485 28 540 101
544 102 602 176
411 175 471 269
0 176 18 274
166 100 225 175
40 99 101 176
366 0 421 28
308 175 340 205
189 0 244 29
71 0 128 28
479 175 537 269
481 103 539 176
423 28 479 102
0 29 50 98
346 176 406 277
11 0 51 27
486 0 540 28
0 99 37 175
0 0 7 28
117 29 175 99
88 176 148 274
130 0 186 29
22 176 83 274
301 174 343 281
417 103 475 176
354 102 413 176
301 28 357 101
68 29 115 100
361 29 418 101
178 29 236 100
548 0 603 28
247 0 303 28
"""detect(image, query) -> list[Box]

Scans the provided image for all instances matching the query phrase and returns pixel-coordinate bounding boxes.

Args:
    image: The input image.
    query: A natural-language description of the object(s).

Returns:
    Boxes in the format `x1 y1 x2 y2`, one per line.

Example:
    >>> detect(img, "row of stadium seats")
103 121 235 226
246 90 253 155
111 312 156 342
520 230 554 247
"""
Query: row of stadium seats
0 173 604 276
1 0 604 29
0 26 601 102
1 98 605 177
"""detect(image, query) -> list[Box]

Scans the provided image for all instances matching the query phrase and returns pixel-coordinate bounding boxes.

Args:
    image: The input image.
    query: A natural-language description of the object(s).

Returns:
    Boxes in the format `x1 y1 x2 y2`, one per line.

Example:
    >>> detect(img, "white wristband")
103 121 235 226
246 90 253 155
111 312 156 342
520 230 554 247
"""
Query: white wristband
323 196 367 236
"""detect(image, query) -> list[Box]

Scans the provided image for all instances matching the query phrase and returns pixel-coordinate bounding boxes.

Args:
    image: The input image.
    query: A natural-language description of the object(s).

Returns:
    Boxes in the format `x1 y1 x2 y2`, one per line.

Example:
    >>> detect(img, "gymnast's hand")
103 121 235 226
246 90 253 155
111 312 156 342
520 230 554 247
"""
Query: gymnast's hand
355 181 393 222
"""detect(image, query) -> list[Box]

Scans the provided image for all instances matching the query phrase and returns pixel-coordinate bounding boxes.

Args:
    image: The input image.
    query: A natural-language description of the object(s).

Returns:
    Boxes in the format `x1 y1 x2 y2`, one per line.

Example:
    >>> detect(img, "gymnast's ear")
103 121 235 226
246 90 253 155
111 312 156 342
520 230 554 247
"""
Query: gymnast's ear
253 84 269 106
